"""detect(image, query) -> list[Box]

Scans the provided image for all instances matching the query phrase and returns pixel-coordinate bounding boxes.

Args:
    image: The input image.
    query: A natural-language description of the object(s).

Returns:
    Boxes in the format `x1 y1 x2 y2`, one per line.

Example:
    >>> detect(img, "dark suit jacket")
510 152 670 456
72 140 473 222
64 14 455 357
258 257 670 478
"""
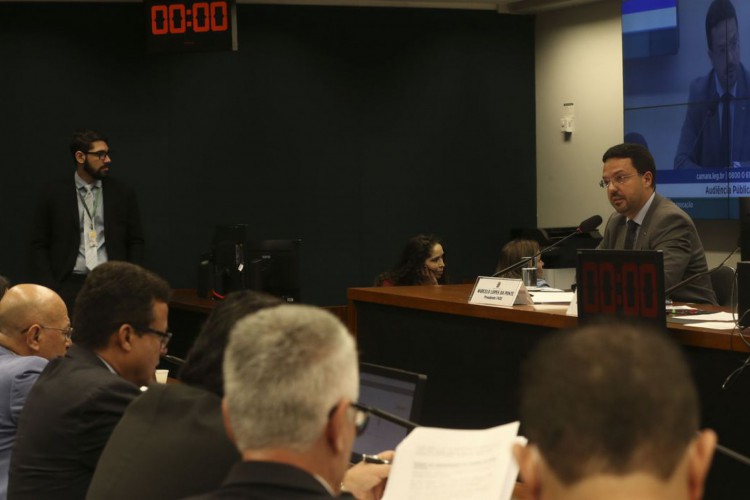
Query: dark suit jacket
86 384 239 500
7 345 141 500
674 65 750 169
598 193 717 305
184 461 336 500
28 176 144 288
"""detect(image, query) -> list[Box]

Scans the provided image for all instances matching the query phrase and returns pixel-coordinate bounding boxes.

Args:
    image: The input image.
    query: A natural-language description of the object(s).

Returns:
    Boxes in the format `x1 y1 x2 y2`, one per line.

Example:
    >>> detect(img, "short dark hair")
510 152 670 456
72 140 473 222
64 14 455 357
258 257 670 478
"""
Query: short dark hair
72 262 171 350
602 143 657 187
706 0 737 51
179 290 282 396
375 234 446 286
70 129 108 165
519 322 700 484
0 275 9 300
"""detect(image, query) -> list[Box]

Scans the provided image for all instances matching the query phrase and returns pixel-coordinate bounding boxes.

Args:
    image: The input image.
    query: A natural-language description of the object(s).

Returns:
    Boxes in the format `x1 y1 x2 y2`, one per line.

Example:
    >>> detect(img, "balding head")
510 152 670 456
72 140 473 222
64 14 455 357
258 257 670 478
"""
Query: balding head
0 284 71 359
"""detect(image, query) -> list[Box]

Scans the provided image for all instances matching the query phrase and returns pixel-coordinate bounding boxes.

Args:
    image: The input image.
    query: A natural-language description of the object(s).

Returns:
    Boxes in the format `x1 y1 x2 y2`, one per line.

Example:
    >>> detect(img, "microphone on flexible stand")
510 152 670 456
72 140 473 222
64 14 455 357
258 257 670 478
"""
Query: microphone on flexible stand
491 215 603 278
664 246 739 299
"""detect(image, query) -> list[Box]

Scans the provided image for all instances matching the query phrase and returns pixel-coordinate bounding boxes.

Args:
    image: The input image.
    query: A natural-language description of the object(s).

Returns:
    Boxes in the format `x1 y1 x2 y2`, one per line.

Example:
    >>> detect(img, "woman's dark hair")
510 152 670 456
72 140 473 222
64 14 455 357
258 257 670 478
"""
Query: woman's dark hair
375 234 446 286
179 290 283 396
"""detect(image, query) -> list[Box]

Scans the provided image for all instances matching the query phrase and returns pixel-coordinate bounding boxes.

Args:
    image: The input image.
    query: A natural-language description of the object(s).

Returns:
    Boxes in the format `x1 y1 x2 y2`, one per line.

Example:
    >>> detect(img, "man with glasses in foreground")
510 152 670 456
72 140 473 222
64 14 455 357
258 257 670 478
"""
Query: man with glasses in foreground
29 128 144 314
8 261 171 500
0 284 71 499
598 143 717 304
188 304 392 500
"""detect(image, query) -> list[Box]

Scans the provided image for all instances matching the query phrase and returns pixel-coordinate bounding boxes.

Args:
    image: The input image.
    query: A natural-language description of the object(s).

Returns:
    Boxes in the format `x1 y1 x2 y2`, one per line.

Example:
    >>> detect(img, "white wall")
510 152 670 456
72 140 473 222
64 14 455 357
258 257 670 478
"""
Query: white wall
535 0 741 268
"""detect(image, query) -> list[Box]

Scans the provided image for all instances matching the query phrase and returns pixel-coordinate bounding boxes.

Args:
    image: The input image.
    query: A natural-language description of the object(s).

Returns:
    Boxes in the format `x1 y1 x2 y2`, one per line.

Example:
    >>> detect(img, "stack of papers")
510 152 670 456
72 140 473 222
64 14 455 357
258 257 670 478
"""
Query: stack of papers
669 310 738 330
529 291 574 304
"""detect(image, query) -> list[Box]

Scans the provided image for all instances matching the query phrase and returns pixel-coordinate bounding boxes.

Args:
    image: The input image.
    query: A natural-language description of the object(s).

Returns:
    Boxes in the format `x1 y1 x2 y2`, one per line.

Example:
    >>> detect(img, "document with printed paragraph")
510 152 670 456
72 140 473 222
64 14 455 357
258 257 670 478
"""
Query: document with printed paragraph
382 421 522 500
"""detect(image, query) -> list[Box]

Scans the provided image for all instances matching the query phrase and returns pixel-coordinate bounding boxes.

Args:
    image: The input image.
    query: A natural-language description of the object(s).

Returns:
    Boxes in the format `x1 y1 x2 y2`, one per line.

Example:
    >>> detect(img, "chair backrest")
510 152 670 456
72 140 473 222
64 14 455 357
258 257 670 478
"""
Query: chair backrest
710 266 736 307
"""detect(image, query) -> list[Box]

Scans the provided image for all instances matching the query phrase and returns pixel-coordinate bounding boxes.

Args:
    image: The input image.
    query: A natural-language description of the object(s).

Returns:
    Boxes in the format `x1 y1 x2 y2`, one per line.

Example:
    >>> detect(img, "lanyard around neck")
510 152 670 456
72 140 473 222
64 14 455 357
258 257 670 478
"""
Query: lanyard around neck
77 186 100 229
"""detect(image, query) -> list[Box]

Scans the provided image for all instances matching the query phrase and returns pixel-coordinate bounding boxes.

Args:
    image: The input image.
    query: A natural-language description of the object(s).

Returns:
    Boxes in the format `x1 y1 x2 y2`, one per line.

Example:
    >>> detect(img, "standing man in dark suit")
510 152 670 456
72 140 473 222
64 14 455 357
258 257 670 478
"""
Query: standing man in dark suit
598 143 717 304
187 305 392 500
674 0 750 169
29 129 144 313
8 261 171 500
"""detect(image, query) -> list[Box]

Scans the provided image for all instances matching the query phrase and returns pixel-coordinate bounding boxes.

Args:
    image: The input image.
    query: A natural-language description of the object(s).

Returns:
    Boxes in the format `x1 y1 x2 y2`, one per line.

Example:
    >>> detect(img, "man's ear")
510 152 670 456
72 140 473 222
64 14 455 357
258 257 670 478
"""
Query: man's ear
116 324 135 352
325 399 349 455
513 442 542 500
25 324 42 353
221 397 237 445
688 429 717 500
642 170 654 189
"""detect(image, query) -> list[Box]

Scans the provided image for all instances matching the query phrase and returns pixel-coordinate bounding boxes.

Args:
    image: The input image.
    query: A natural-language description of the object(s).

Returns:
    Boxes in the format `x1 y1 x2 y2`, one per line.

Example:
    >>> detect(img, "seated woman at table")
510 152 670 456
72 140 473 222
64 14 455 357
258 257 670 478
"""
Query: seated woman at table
495 239 549 287
375 234 446 286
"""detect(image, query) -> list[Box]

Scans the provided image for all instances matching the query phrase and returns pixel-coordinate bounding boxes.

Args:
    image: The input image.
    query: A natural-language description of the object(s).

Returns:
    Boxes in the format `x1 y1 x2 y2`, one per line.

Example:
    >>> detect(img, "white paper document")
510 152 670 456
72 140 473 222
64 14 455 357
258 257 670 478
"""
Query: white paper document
529 292 574 304
382 421 521 500
669 311 736 323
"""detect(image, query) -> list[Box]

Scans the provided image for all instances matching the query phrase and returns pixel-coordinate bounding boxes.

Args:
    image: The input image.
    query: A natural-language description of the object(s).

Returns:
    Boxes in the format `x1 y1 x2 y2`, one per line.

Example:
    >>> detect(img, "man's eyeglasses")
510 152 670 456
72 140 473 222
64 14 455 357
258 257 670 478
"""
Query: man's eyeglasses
599 173 641 189
328 401 370 436
23 324 74 341
130 325 172 348
82 150 111 160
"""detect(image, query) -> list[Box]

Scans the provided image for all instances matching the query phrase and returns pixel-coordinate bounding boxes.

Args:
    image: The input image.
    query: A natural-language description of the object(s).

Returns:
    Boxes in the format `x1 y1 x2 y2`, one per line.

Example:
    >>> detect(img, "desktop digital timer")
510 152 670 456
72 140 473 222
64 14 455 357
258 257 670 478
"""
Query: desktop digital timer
576 249 666 326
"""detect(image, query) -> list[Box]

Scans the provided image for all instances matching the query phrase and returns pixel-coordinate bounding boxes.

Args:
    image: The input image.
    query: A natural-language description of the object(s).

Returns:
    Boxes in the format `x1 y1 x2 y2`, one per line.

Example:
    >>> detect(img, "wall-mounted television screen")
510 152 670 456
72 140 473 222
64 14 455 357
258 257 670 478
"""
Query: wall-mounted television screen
623 0 750 219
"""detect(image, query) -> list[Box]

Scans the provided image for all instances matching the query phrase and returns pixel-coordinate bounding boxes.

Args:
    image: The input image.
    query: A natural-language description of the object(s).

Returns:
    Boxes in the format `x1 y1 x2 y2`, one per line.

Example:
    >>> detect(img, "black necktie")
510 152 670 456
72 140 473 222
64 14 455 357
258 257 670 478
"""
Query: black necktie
624 220 639 250
720 92 732 167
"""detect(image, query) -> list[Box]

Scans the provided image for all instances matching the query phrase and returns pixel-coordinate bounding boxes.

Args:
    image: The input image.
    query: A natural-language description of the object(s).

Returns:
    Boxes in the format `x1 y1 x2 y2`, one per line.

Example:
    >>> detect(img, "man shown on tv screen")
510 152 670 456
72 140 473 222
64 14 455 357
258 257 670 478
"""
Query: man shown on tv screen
674 0 750 169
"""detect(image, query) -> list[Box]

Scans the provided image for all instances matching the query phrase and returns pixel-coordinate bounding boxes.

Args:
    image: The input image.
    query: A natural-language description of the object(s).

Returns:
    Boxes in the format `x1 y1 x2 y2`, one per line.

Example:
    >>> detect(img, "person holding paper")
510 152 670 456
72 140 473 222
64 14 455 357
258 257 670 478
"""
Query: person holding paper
374 234 446 286
513 323 717 500
186 305 392 500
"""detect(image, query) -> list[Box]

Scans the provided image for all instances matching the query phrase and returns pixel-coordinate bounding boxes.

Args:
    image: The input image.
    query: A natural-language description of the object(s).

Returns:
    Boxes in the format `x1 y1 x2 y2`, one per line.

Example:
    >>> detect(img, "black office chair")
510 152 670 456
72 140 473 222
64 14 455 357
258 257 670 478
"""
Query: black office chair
710 265 736 308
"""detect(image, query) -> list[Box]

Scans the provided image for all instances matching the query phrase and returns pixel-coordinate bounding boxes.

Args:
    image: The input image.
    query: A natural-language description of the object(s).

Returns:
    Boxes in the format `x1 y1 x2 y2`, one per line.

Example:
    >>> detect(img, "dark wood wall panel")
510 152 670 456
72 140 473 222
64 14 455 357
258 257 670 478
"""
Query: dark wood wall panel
0 3 536 305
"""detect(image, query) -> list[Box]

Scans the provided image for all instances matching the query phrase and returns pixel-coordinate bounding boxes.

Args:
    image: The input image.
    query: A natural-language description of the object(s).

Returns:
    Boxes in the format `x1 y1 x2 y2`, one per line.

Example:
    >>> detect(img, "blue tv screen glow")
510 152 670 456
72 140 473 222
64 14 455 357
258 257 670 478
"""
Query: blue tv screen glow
622 0 750 219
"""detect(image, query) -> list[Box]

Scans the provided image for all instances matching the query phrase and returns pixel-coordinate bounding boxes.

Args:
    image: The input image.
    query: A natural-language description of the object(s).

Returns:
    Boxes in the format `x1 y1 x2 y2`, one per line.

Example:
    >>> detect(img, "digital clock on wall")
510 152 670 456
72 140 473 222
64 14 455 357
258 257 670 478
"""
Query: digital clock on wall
145 0 238 53
576 249 666 327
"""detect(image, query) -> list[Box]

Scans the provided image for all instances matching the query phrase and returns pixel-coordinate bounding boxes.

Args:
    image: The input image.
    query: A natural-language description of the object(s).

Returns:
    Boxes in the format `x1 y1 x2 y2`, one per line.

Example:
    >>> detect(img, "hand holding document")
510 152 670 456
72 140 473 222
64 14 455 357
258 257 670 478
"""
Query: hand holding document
382 421 521 500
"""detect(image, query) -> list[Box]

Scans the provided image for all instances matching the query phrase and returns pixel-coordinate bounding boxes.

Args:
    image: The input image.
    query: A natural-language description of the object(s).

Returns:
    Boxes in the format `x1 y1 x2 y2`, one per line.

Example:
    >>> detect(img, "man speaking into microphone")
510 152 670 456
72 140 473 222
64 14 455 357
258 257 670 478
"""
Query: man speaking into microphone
598 143 717 305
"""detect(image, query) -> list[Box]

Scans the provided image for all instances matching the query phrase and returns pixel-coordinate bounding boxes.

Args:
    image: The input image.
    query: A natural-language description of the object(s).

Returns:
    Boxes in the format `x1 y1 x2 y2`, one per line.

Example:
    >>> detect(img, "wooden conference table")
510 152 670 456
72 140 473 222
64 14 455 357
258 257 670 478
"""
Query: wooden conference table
347 283 750 500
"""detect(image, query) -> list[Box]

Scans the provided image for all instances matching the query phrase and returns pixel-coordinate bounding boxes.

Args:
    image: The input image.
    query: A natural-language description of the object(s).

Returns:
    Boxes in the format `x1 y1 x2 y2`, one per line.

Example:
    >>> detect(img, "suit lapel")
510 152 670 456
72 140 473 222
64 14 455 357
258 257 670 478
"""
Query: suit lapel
635 193 662 250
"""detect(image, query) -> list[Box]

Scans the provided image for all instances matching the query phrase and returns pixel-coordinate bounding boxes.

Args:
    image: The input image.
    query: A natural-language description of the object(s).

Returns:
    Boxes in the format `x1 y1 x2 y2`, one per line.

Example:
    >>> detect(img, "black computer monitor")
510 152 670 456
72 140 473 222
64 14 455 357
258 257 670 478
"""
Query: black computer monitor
353 362 427 457
211 224 249 297
246 239 302 303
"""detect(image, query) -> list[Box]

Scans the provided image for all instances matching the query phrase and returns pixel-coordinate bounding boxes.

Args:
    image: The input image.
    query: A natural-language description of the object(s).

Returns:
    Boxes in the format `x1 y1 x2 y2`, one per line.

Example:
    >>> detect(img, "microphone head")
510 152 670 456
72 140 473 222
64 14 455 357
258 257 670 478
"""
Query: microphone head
578 215 603 233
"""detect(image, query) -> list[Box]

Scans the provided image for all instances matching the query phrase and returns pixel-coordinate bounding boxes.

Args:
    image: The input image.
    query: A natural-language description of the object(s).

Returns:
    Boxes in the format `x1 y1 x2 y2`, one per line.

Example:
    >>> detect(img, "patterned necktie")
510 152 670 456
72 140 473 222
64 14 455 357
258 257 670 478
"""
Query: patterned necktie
83 186 98 271
624 220 639 250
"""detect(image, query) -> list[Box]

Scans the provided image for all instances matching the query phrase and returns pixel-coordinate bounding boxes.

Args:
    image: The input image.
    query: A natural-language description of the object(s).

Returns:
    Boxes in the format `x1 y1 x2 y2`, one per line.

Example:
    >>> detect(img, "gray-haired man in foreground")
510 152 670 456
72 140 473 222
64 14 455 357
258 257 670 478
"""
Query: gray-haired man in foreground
188 304 391 500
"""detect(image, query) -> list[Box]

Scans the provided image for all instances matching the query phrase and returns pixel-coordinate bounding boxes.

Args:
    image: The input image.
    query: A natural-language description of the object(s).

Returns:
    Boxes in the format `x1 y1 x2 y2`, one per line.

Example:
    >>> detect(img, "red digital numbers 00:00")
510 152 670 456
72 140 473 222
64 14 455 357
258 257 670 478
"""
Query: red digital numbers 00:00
151 2 229 35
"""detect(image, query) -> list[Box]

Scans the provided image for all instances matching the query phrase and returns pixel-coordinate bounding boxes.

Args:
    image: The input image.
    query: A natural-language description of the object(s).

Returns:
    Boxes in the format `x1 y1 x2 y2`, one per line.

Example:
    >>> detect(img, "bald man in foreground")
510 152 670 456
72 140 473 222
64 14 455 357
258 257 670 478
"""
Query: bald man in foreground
0 285 71 499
